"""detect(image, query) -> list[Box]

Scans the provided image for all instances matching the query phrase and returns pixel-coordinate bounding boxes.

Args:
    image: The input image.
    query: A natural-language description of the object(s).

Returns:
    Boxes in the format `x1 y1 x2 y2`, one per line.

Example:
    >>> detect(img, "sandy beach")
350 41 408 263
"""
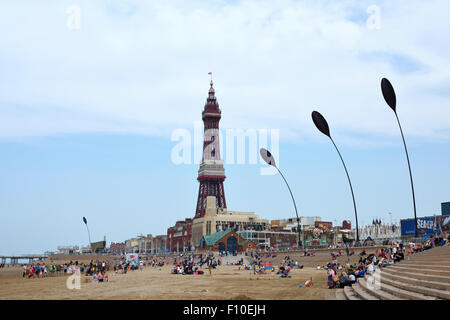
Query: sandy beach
0 247 383 300
0 264 330 300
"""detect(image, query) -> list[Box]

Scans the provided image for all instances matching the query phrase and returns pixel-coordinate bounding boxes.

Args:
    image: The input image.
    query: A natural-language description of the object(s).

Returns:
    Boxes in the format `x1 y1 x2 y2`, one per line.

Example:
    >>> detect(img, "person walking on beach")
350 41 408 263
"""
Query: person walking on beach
207 258 213 275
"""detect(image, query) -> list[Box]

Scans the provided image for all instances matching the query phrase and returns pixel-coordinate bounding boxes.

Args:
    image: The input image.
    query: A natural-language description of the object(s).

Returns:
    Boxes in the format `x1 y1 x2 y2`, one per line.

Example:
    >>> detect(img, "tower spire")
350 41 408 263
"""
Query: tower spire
194 79 226 218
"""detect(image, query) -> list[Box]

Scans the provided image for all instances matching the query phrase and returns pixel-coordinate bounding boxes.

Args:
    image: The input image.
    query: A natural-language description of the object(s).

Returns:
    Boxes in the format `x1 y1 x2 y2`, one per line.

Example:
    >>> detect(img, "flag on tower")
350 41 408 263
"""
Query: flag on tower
208 72 212 75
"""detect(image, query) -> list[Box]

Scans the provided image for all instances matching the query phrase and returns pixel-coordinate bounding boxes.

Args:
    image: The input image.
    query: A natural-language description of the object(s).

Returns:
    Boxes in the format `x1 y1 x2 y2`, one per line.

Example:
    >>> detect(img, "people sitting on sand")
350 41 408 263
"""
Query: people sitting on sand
92 271 101 282
277 265 285 274
279 266 291 278
99 271 109 282
327 245 402 289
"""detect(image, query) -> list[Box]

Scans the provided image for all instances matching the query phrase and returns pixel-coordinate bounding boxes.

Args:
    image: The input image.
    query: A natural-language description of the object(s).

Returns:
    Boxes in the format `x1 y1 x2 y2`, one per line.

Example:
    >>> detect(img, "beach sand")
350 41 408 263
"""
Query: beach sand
0 247 382 300
0 265 329 300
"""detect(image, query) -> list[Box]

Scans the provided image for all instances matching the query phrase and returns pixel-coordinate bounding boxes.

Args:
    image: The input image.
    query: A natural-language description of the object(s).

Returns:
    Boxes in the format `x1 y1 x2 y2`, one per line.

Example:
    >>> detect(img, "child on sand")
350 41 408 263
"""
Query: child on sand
305 277 313 287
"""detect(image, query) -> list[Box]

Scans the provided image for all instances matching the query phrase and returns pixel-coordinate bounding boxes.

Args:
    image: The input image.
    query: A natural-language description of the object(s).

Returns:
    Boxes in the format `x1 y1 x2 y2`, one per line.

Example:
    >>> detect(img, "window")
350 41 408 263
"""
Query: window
211 136 215 142
211 149 215 158
206 221 211 235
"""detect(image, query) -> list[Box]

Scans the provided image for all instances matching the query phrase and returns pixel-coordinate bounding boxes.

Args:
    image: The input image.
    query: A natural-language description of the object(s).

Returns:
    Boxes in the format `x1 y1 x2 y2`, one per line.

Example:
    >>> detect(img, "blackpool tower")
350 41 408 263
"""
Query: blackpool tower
194 80 227 218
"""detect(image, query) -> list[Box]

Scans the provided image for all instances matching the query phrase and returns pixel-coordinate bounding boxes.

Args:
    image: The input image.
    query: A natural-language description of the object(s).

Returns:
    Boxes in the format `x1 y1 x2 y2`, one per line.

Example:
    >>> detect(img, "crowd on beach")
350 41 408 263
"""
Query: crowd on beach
22 260 113 279
20 256 170 281
170 252 221 275
325 236 449 289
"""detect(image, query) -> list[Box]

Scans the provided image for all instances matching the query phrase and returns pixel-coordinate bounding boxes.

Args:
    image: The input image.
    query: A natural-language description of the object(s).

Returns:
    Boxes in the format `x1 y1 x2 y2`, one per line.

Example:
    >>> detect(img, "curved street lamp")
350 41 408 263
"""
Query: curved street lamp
260 148 302 249
83 216 92 251
381 78 418 238
311 111 360 245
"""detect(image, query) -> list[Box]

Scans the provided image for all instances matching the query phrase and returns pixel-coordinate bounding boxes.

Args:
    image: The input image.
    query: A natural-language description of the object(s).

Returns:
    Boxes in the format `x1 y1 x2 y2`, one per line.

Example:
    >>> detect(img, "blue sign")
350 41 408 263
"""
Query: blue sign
401 217 438 237
401 219 415 236
442 202 450 216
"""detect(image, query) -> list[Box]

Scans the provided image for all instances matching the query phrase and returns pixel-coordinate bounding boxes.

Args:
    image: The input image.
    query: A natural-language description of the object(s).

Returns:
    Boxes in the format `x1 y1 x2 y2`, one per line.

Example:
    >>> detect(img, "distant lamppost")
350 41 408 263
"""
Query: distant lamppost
82 217 92 251
311 111 360 245
381 78 418 238
334 219 338 246
260 148 302 249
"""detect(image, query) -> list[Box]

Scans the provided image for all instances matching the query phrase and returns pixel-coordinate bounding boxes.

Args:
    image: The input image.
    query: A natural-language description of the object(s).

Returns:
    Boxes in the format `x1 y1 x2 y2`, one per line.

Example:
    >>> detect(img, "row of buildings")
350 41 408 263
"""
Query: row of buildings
114 210 353 254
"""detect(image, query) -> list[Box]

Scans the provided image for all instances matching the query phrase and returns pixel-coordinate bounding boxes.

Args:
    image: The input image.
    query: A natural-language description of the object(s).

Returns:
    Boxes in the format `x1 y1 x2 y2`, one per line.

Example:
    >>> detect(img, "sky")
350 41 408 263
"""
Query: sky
1 0 450 255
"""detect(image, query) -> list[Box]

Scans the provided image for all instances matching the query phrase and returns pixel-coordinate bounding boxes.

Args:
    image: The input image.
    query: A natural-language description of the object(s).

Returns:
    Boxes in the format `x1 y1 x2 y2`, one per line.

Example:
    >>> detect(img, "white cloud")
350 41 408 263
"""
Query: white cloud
1 0 450 142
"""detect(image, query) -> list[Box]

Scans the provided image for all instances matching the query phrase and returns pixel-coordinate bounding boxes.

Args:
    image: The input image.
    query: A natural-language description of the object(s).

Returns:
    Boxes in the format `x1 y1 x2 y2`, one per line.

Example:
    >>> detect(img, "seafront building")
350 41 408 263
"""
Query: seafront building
357 221 401 244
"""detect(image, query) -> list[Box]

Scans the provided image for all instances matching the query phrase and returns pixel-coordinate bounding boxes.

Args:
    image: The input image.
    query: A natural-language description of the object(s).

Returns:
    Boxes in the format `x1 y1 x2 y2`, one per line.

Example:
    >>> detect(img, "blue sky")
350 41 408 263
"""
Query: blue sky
1 0 450 255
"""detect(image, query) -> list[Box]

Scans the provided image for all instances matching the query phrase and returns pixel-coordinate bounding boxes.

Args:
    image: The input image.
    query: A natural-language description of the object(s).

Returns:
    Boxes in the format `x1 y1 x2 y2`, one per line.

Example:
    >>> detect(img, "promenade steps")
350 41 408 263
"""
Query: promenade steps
386 265 450 276
343 286 360 300
405 256 450 260
401 260 450 264
382 267 450 284
380 270 450 293
337 245 450 300
357 277 400 300
377 277 439 300
350 282 378 300
394 264 450 271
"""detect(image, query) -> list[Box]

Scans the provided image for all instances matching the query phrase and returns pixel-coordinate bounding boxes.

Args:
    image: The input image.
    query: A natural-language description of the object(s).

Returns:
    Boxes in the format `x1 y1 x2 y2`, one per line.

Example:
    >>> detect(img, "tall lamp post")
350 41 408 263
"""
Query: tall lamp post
311 111 360 245
260 148 302 249
82 217 92 252
381 78 418 238
334 219 338 247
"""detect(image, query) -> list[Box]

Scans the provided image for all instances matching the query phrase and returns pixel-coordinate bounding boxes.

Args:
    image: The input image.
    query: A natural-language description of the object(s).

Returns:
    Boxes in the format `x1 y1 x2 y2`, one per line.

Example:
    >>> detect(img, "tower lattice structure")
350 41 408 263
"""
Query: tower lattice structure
194 81 227 218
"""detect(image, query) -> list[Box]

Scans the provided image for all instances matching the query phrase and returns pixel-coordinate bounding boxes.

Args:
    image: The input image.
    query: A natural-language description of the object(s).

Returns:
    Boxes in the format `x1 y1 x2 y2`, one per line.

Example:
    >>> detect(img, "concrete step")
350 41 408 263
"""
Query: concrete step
409 251 450 255
358 277 400 300
387 265 450 276
351 282 379 300
377 276 439 300
334 288 346 300
398 263 450 270
404 257 450 261
407 251 450 255
409 254 450 258
381 270 450 292
406 258 450 262
383 267 450 284
406 253 450 257
343 285 360 300
380 274 445 299
411 249 450 253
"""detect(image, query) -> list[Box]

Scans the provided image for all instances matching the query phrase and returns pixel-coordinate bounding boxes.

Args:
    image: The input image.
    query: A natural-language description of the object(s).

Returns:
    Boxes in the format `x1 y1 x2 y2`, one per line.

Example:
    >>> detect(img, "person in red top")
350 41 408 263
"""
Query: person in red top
99 271 109 282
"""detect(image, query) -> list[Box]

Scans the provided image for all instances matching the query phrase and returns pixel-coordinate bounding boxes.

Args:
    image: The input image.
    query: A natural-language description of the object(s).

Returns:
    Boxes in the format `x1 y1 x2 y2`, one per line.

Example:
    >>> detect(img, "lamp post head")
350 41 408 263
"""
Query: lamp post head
311 111 331 138
83 217 87 225
381 78 397 113
260 148 277 167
